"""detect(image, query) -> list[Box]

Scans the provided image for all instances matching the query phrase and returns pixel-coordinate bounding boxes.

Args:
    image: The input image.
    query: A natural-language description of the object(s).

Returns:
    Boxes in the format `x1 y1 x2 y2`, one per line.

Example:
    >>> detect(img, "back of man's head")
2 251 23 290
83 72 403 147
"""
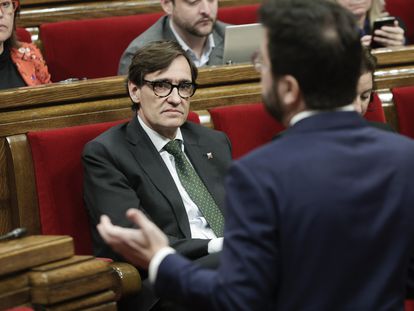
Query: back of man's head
260 0 362 110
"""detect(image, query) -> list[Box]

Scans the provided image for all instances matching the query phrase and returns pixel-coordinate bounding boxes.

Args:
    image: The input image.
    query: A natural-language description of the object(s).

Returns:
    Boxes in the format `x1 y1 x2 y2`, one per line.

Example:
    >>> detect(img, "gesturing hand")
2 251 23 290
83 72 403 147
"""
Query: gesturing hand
97 209 169 269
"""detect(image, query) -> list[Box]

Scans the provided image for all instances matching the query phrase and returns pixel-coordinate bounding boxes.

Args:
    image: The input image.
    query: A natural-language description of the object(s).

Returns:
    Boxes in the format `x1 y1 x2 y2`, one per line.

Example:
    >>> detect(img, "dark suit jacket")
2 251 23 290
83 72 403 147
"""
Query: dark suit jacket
82 116 232 262
155 112 414 311
118 15 228 74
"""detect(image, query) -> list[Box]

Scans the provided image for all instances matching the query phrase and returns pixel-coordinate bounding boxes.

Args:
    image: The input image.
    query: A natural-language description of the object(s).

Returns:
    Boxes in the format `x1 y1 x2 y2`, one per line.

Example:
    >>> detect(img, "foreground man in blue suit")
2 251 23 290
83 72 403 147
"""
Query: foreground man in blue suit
97 0 414 309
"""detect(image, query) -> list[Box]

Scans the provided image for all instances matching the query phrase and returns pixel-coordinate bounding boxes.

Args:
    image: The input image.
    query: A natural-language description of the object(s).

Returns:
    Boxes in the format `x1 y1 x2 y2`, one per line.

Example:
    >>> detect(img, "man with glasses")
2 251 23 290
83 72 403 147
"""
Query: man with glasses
118 0 227 75
83 40 231 310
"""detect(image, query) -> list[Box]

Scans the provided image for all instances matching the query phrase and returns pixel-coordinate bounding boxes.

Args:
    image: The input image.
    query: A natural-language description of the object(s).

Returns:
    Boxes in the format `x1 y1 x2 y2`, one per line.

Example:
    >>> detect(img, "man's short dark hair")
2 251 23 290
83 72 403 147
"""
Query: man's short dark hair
260 0 362 109
127 40 198 110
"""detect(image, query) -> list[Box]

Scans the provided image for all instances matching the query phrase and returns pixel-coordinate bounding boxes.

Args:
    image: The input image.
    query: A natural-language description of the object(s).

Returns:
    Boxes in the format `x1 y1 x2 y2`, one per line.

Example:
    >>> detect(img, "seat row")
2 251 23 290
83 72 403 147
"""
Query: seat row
16 4 260 82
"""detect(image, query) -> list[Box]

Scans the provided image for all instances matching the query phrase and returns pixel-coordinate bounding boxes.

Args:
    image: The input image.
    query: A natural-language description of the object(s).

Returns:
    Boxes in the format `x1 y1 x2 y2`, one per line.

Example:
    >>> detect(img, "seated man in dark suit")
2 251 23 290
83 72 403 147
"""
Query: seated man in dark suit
83 40 231 309
98 0 414 310
118 0 228 75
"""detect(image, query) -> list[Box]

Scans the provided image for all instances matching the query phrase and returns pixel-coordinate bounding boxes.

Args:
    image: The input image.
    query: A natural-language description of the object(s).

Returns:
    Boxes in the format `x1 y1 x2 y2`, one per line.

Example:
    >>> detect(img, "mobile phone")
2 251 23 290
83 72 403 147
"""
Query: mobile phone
370 16 396 49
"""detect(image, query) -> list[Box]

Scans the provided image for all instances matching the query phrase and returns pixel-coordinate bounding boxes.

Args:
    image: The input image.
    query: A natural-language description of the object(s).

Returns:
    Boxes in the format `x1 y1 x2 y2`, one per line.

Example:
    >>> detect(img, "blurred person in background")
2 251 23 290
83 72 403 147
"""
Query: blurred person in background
336 0 406 47
118 0 228 75
0 0 51 90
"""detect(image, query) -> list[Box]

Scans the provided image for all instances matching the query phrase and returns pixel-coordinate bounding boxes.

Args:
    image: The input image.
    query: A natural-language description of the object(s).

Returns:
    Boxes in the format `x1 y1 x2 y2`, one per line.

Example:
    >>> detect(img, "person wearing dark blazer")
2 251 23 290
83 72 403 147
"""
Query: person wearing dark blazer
83 41 231 310
118 0 228 75
97 1 414 310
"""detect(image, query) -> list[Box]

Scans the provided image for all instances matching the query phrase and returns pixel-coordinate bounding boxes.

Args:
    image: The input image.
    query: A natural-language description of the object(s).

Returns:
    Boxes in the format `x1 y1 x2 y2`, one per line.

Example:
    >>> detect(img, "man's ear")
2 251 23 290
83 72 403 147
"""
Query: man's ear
160 0 174 15
128 81 141 103
277 75 301 108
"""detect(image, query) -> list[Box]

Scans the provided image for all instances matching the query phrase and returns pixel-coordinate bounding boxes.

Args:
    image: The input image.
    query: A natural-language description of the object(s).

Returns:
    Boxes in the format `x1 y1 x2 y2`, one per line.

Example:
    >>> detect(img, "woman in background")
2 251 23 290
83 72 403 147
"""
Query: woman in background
336 0 406 47
354 47 394 131
0 0 51 90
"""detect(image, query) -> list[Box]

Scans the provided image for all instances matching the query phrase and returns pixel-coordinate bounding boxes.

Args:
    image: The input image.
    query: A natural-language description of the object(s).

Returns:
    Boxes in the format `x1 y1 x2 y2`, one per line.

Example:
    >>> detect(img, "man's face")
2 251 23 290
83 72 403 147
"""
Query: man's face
337 0 372 17
171 0 218 38
259 34 285 123
353 71 373 115
130 55 193 139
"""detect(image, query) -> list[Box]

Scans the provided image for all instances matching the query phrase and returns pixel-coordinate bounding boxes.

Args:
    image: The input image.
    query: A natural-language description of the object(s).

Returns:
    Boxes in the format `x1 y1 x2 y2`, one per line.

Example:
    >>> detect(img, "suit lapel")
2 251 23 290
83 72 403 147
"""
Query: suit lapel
126 117 192 238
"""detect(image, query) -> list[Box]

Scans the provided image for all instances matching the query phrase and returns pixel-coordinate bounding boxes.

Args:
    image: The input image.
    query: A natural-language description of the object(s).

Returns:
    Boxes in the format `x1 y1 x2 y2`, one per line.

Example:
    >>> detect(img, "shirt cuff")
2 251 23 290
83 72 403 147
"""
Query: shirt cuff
149 246 176 285
208 237 224 254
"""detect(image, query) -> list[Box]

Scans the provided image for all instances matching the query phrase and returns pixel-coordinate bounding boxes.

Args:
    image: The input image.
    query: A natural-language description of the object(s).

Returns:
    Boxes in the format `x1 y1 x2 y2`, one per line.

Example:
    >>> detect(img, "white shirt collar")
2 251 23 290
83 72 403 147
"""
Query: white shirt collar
169 18 215 67
290 104 355 126
137 115 184 152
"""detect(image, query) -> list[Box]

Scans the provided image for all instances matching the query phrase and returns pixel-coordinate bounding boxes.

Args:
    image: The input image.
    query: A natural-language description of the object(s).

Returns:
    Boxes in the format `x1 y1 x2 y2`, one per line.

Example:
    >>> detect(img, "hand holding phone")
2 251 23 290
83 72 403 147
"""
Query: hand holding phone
370 16 398 49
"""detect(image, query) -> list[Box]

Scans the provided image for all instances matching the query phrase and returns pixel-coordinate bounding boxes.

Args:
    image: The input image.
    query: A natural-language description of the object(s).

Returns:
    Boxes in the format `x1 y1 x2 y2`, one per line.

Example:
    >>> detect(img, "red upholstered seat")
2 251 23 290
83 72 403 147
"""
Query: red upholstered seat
364 92 386 123
218 4 260 25
392 86 414 138
16 28 32 43
26 112 200 254
39 12 163 81
386 0 414 44
39 4 260 82
209 103 285 159
406 300 414 311
27 119 128 254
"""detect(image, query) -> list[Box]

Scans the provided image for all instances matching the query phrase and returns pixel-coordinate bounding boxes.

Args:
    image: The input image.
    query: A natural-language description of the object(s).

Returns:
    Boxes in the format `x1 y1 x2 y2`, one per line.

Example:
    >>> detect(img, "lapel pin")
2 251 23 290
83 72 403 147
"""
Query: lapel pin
206 152 213 159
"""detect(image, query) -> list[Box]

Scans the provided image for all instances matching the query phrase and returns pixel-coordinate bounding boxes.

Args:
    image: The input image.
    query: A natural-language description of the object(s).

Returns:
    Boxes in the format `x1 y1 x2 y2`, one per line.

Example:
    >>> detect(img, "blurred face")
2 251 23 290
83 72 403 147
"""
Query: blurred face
353 71 373 115
129 55 192 139
170 0 217 38
0 0 15 51
337 0 372 17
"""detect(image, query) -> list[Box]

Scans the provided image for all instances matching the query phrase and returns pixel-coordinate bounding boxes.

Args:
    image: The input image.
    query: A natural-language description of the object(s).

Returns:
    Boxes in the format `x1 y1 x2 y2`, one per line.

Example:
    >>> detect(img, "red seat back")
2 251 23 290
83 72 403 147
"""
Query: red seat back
16 28 32 43
392 86 414 138
27 112 199 255
27 120 127 254
386 0 414 44
218 4 260 25
364 92 386 123
39 12 163 81
209 103 285 159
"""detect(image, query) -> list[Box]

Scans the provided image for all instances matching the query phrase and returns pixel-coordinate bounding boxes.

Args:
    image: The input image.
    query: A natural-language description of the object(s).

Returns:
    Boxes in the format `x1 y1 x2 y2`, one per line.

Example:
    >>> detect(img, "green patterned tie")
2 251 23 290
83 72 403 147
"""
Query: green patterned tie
164 140 224 237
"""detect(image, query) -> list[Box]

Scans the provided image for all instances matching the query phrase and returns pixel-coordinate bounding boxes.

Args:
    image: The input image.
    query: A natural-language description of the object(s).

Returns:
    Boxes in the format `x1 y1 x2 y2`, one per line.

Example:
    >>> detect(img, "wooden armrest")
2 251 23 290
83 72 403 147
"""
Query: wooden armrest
110 262 141 299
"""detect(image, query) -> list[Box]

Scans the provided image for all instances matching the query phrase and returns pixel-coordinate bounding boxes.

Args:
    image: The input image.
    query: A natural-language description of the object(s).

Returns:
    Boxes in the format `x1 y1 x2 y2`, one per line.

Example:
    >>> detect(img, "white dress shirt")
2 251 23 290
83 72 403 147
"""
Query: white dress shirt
138 116 223 248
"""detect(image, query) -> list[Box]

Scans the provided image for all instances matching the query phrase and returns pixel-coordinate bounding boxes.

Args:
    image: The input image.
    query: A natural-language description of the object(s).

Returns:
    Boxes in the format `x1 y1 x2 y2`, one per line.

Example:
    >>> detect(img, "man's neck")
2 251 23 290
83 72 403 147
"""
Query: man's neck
171 21 208 58
0 43 4 55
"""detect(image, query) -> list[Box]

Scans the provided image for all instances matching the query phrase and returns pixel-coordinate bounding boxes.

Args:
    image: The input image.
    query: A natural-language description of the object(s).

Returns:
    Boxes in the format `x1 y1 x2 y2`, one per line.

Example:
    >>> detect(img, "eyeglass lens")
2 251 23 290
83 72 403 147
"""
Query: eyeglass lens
148 80 196 98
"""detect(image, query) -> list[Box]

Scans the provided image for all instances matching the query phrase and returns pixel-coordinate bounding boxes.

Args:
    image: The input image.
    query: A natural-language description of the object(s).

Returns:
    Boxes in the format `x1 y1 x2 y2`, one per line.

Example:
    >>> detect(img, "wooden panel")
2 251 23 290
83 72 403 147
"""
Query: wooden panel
5 134 41 234
0 236 74 276
17 0 260 28
374 65 414 90
0 138 12 234
373 45 414 67
0 64 258 109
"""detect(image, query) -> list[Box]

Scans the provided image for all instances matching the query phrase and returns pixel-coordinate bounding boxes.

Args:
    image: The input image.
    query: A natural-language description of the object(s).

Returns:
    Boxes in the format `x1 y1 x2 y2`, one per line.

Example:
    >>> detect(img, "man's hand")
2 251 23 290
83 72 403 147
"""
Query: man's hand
97 209 169 269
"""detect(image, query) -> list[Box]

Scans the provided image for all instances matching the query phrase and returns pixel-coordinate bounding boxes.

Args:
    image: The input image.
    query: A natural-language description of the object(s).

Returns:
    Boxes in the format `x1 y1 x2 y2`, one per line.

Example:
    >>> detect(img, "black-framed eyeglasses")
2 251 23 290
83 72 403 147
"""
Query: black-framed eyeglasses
0 0 18 14
143 79 197 99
